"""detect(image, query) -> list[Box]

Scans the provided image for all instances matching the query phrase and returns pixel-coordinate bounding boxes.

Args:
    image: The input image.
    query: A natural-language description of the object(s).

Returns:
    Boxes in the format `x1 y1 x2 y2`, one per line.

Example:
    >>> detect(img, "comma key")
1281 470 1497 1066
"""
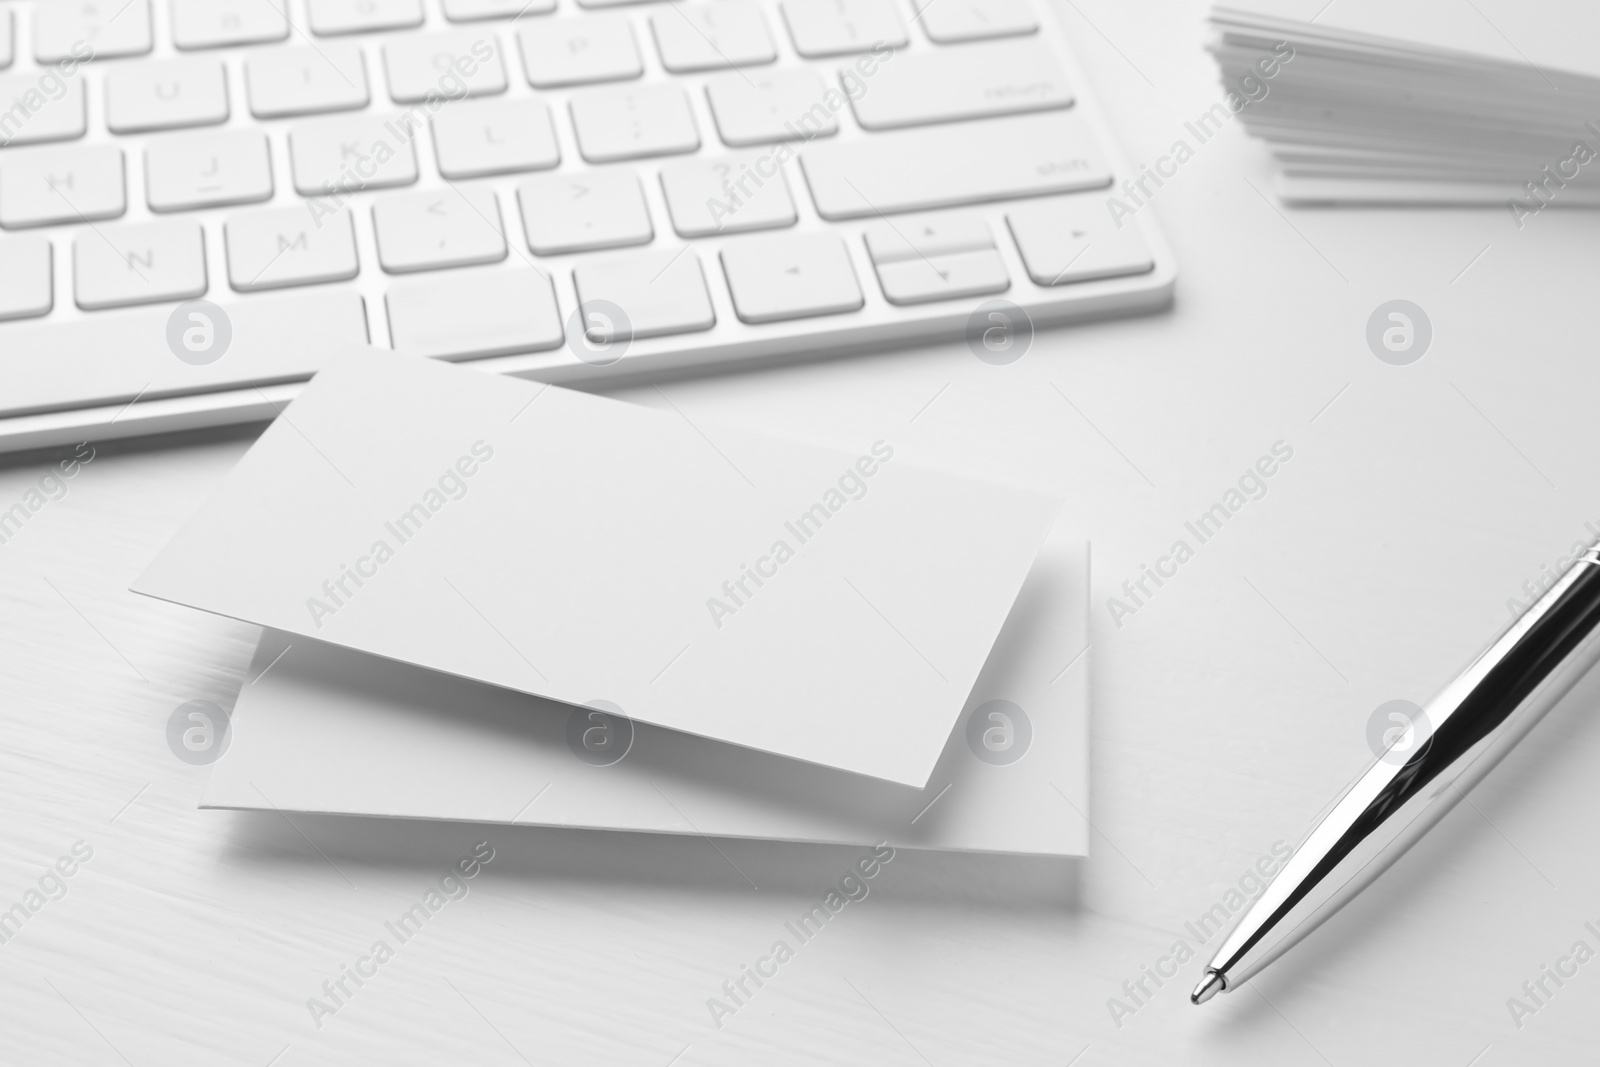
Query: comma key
373 187 507 273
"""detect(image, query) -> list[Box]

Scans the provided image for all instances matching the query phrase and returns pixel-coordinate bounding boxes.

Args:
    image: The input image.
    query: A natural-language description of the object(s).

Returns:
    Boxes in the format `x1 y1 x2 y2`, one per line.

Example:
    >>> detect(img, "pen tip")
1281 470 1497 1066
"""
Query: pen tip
1190 971 1226 1005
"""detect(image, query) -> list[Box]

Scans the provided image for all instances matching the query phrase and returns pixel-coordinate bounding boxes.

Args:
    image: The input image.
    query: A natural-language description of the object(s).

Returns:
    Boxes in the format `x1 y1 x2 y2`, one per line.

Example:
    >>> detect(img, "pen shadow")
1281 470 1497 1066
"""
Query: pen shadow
1203 661 1600 1027
217 810 1084 912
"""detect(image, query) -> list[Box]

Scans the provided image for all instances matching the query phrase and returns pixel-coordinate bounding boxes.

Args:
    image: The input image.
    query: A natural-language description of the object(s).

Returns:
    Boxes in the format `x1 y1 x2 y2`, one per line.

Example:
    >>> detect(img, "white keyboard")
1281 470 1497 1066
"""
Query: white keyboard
0 0 1174 453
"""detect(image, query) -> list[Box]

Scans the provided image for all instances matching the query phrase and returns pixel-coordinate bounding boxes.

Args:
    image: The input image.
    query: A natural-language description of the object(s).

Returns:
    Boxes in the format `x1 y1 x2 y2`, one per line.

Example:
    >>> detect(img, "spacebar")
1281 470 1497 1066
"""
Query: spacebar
799 111 1113 220
0 289 369 419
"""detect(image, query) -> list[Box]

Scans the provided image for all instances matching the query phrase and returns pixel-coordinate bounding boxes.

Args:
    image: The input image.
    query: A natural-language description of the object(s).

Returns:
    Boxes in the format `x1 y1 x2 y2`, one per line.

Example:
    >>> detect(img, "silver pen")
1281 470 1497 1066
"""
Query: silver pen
1192 543 1600 1004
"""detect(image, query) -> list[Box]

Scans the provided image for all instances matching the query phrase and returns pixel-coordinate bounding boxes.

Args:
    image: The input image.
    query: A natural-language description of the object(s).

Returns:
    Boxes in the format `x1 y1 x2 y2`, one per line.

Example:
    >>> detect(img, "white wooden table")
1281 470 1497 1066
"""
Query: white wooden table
4 2 1599 1063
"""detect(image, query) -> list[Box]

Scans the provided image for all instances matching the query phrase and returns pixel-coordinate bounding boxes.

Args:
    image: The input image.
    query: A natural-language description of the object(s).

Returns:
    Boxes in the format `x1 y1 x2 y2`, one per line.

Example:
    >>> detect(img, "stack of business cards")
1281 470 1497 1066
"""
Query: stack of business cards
136 350 1090 856
1209 0 1600 211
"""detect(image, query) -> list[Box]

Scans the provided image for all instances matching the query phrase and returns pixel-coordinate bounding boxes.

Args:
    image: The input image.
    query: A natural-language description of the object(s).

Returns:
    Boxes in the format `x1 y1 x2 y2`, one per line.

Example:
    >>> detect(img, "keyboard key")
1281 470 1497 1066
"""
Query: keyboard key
573 249 715 340
800 111 1111 219
432 97 559 178
384 30 508 103
225 203 360 291
780 0 905 57
0 9 13 69
874 250 1008 304
516 169 651 254
35 0 152 61
289 113 420 195
247 44 369 118
387 268 563 359
720 231 862 323
146 130 274 211
651 3 775 72
308 0 423 36
73 219 207 310
0 144 124 228
171 0 290 49
862 213 1008 302
0 72 86 146
914 0 1037 42
706 69 836 145
0 235 53 321
0 289 369 419
1006 198 1154 285
106 58 230 133
847 39 1072 130
445 0 555 19
863 211 993 262
373 186 507 273
660 154 796 237
517 17 641 87
570 85 699 162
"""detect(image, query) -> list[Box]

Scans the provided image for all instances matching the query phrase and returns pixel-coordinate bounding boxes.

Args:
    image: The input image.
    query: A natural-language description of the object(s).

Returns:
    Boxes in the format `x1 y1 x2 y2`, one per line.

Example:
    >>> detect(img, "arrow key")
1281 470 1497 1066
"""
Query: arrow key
1007 196 1153 286
720 231 862 324
875 248 1009 306
863 211 994 265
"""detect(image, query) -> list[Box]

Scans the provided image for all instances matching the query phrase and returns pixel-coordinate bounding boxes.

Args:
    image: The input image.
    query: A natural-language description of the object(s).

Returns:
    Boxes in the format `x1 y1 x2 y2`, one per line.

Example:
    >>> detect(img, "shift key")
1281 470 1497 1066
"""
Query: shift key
799 111 1109 220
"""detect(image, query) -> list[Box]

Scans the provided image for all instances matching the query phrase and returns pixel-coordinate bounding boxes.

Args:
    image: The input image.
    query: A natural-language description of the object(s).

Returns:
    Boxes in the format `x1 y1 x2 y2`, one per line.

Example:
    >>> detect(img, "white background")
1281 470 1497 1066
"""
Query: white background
3 0 1599 1062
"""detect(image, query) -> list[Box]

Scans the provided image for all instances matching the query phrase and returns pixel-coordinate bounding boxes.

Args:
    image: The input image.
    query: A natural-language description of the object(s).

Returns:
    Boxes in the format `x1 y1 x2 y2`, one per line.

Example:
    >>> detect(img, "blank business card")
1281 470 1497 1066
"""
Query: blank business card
203 539 1090 856
134 349 1061 786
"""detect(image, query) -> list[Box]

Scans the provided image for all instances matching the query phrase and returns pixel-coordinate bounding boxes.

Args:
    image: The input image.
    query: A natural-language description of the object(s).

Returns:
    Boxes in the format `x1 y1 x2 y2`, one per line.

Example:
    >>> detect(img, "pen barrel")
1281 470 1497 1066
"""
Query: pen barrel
1208 549 1600 990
